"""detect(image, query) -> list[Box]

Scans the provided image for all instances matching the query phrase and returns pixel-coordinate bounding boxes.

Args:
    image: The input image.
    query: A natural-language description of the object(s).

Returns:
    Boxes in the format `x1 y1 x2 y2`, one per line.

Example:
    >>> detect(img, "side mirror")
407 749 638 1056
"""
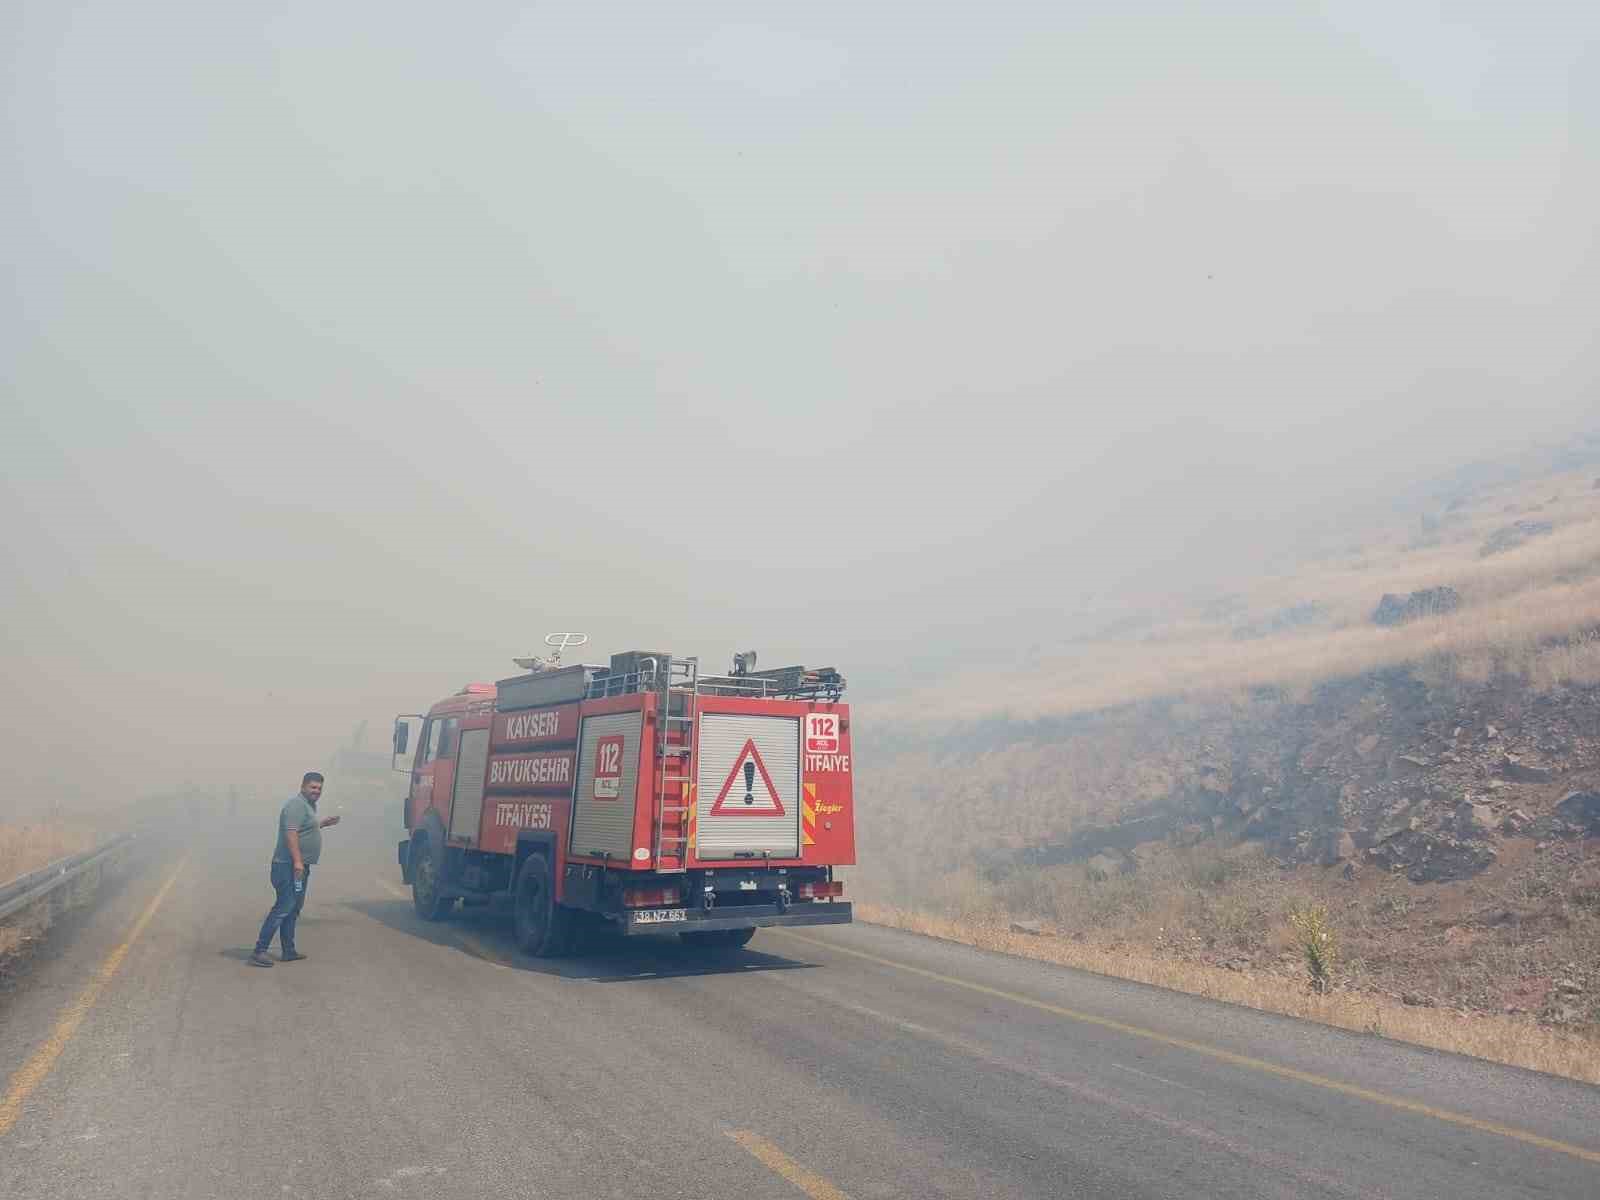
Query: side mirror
393 720 410 755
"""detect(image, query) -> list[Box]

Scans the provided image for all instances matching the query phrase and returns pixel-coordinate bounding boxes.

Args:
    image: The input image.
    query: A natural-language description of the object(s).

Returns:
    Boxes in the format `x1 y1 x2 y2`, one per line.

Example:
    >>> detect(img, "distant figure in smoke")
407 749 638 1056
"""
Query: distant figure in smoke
250 772 340 968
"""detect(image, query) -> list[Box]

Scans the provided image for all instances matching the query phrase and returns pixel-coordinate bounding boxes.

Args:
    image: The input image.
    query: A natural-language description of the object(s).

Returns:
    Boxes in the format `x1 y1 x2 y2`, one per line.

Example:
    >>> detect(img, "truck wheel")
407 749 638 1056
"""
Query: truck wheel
411 834 452 921
512 852 573 957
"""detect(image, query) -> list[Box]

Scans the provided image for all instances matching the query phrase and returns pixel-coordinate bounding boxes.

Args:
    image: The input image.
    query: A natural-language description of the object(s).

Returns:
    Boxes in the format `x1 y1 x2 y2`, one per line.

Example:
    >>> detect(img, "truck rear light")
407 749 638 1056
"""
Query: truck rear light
797 881 844 900
623 886 681 908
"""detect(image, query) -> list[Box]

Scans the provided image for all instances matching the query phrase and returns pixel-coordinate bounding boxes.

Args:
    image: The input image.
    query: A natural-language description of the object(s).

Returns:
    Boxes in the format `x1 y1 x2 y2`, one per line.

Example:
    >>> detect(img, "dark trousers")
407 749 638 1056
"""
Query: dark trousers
255 862 309 954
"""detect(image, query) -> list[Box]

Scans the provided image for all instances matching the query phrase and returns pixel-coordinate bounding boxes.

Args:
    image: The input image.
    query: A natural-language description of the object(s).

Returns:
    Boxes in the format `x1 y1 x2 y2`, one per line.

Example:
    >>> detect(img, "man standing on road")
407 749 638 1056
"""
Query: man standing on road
250 772 340 968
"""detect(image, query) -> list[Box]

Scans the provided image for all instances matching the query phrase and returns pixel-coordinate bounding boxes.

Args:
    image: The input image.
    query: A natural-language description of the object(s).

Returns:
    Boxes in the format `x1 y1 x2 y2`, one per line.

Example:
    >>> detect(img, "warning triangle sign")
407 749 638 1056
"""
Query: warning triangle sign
709 738 787 817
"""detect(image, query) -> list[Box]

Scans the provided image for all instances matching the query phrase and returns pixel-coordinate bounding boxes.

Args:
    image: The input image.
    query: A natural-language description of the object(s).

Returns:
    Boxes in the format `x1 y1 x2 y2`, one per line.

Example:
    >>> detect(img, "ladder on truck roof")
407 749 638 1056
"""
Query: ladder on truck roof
651 657 699 873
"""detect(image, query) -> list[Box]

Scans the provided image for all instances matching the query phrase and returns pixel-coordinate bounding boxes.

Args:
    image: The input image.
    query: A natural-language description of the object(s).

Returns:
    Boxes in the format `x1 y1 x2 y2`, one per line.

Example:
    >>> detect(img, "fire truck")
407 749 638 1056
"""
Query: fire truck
392 643 853 955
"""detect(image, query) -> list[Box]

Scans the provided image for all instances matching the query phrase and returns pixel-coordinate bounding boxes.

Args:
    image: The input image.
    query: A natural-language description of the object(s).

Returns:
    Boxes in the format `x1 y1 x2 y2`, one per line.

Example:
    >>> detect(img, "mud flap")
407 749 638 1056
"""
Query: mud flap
398 839 413 884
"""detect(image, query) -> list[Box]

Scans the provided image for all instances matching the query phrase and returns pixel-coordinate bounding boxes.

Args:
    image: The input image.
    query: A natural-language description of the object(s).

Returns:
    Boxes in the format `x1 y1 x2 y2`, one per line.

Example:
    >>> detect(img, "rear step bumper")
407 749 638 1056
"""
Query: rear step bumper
621 902 852 936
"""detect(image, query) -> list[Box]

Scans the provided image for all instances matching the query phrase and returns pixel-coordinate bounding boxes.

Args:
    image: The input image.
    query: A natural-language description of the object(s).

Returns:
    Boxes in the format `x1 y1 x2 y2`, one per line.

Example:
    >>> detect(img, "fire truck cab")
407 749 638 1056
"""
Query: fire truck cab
394 649 853 955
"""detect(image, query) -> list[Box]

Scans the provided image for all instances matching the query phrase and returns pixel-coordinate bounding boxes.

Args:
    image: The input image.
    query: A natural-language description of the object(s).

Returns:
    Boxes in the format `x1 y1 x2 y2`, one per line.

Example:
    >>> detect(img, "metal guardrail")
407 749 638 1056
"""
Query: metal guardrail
0 834 135 923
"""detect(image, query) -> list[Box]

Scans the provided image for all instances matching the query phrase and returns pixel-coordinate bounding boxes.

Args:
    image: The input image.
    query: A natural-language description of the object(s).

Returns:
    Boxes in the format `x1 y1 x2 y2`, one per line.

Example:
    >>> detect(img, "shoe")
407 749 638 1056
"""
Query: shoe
248 951 274 968
280 950 307 962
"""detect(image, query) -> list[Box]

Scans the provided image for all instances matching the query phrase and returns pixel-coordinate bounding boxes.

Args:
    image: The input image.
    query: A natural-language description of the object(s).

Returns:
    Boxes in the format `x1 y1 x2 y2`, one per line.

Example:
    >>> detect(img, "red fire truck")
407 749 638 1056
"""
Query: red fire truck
393 647 853 955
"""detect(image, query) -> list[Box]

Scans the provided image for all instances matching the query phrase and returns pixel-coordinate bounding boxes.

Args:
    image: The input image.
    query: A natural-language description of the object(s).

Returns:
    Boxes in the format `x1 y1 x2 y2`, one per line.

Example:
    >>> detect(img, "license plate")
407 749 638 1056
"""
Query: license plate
633 908 687 925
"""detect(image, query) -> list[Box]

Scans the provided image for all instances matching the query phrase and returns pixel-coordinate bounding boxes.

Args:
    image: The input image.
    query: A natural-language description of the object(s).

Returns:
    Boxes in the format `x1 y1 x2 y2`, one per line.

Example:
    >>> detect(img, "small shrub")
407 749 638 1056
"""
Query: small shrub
1371 892 1413 920
1199 892 1256 948
1505 873 1560 905
1184 849 1236 890
1081 874 1152 926
1288 902 1340 994
927 867 1002 924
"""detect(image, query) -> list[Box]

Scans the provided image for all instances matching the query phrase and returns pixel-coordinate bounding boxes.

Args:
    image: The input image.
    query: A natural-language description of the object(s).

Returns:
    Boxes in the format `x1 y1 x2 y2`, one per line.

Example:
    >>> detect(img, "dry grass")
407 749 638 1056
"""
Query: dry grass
885 580 1600 724
851 458 1600 1083
856 902 1600 1086
0 824 97 889
0 908 49 959
0 824 103 964
876 468 1600 724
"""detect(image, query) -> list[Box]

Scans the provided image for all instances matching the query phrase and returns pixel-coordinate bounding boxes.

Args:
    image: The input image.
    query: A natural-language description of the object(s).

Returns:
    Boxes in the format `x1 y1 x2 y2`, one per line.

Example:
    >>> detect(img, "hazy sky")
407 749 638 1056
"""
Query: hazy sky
4 2 1597 805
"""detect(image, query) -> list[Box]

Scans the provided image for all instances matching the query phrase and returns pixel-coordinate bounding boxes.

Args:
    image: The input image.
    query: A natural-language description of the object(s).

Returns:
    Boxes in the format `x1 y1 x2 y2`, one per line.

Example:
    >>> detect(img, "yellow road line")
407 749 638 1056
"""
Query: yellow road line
727 1130 852 1200
376 878 408 900
0 858 187 1137
771 987 1358 1196
774 930 1600 1166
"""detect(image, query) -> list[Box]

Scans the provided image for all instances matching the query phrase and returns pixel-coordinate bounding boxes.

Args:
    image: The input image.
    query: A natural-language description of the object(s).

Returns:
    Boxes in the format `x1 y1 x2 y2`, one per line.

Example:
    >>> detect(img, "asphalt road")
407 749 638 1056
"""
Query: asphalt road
3 808 1598 1200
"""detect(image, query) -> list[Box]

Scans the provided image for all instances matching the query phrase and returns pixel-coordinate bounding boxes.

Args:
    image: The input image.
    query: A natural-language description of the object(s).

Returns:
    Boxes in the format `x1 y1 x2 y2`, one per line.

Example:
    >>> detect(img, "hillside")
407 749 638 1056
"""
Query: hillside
855 434 1600 1048
878 437 1600 727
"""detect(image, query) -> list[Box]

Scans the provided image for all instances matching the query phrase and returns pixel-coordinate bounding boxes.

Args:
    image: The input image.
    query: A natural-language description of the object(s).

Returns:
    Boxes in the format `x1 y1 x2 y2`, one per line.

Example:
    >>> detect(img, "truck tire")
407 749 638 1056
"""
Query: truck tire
410 830 453 921
512 852 574 957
